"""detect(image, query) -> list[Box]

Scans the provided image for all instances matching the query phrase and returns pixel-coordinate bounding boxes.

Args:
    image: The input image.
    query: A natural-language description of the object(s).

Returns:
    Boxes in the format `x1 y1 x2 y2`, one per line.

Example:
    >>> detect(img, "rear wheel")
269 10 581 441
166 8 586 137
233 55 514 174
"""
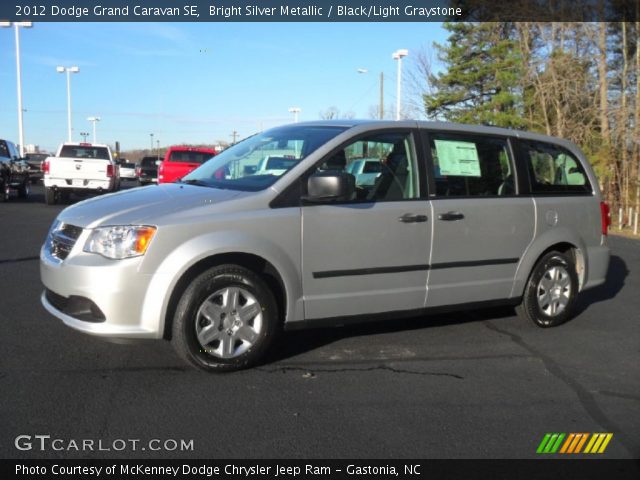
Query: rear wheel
44 187 57 205
18 179 30 199
171 264 280 372
516 251 578 327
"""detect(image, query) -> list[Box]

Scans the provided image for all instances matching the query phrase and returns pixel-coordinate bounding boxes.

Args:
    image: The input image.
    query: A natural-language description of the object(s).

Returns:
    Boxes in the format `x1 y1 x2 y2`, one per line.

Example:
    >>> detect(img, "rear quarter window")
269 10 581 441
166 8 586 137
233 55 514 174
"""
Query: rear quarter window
522 141 592 194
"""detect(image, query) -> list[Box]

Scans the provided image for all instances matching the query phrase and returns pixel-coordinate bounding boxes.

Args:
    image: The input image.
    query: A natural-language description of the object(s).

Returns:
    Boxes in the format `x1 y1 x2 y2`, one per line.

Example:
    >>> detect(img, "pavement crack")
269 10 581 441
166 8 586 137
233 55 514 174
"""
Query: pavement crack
483 320 637 457
597 390 640 403
257 364 463 379
0 255 39 265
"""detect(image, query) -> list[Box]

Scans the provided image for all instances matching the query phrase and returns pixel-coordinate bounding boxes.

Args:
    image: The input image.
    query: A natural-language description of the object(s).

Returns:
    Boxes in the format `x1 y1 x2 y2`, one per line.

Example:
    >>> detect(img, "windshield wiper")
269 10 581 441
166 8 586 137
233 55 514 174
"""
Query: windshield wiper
179 179 210 187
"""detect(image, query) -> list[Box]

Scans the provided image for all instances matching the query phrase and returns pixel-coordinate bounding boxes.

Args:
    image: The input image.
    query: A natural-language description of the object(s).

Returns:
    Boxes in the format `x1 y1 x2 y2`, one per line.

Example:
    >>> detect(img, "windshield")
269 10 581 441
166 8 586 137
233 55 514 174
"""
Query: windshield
182 125 347 191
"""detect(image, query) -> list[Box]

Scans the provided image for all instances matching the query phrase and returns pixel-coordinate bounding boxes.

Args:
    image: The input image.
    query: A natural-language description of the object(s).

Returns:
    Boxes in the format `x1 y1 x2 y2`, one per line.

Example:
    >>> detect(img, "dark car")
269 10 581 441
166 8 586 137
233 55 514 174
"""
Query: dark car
0 139 30 201
137 156 161 185
25 152 49 183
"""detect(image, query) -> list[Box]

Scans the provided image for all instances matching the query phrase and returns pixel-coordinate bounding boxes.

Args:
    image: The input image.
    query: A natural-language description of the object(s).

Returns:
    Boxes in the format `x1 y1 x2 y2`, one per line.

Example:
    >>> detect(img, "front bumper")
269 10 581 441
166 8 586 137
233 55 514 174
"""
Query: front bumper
40 239 163 339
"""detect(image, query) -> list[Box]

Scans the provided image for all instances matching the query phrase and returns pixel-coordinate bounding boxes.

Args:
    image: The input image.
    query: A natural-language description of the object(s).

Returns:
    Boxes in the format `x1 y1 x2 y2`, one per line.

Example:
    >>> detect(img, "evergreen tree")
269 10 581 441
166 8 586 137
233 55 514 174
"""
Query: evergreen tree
424 22 526 128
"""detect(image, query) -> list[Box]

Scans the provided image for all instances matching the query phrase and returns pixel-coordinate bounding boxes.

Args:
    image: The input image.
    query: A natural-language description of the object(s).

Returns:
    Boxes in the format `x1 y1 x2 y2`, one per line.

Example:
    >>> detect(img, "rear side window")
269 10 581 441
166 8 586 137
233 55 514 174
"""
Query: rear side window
169 151 214 164
522 141 591 194
428 134 515 196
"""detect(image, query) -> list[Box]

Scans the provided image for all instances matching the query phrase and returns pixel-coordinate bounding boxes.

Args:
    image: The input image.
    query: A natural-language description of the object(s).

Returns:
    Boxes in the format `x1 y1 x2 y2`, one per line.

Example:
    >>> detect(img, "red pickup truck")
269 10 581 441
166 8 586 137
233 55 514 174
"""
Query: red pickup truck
157 146 217 184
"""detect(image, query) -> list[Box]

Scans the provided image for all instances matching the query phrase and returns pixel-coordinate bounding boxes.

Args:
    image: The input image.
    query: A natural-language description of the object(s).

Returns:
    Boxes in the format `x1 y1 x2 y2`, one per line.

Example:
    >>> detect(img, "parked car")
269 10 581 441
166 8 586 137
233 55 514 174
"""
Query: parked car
43 142 120 205
40 120 610 372
157 146 217 184
118 160 137 180
0 139 30 201
136 156 160 185
24 152 49 183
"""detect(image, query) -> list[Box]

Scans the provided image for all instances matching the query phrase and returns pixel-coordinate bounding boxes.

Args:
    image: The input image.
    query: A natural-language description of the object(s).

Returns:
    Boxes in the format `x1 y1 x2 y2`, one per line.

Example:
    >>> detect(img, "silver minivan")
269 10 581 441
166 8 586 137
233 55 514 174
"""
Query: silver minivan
40 121 611 371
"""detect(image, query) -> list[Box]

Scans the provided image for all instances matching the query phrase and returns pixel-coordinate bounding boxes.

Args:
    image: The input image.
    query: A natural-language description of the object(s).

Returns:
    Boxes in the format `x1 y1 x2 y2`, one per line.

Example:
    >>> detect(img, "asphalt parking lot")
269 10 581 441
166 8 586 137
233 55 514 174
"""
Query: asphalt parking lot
1 183 638 460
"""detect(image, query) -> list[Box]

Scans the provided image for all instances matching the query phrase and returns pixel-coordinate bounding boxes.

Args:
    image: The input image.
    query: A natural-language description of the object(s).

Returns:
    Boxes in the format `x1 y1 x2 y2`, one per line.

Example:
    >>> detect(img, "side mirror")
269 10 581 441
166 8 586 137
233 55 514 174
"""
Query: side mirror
155 160 161 166
304 171 355 203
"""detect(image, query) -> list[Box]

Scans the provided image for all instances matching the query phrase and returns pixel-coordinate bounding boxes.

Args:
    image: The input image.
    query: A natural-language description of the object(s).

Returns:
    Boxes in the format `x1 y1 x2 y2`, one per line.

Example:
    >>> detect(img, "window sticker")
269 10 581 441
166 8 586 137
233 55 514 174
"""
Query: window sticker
434 139 481 177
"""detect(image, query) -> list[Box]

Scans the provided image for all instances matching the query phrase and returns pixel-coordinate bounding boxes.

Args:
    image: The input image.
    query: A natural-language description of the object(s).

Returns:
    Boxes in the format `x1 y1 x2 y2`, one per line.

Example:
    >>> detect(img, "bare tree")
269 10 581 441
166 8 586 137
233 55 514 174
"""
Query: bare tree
318 107 355 120
406 48 436 120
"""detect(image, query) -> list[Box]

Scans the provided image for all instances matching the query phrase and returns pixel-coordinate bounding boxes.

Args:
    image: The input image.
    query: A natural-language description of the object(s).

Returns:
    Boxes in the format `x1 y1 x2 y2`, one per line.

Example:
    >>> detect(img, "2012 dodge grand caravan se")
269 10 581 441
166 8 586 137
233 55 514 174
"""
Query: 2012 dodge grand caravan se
40 121 610 372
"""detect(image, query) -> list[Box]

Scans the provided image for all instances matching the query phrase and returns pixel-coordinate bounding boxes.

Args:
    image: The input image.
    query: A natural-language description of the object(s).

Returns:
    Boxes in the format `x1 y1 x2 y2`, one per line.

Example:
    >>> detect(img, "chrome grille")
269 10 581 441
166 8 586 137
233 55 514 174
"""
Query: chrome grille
49 223 83 260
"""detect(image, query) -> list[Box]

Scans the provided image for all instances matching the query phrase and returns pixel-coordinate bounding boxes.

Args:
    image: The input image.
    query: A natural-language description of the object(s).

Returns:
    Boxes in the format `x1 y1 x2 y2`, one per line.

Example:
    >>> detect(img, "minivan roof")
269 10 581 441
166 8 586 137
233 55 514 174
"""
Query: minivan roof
290 119 578 150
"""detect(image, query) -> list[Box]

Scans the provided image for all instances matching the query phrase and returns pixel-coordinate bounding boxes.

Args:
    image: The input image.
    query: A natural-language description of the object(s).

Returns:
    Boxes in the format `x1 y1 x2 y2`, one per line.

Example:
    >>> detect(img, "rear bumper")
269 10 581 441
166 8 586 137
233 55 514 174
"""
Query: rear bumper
583 243 610 290
44 177 114 191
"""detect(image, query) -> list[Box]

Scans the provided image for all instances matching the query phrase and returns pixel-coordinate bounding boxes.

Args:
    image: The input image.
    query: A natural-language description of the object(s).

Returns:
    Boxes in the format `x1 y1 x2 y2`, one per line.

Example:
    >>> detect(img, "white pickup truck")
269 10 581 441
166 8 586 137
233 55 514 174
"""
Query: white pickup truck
43 143 120 205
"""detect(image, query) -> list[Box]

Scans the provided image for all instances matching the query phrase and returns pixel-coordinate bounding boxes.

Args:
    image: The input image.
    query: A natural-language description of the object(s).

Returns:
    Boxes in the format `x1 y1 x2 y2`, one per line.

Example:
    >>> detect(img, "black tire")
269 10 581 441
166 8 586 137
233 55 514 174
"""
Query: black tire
516 251 578 327
171 264 280 372
0 181 9 202
44 187 57 205
18 179 30 199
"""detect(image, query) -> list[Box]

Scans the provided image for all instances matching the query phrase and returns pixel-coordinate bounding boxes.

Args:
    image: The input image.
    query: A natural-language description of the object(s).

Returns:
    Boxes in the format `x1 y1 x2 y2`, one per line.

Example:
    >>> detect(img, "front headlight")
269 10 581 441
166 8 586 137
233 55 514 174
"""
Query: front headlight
84 225 156 259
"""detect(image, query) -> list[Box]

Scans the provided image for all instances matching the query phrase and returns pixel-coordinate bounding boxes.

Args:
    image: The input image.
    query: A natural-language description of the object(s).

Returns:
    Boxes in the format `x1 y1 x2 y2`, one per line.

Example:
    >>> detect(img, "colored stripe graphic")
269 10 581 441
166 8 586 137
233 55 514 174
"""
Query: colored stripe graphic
536 433 565 453
538 433 613 454
559 433 575 453
584 433 614 454
536 433 552 453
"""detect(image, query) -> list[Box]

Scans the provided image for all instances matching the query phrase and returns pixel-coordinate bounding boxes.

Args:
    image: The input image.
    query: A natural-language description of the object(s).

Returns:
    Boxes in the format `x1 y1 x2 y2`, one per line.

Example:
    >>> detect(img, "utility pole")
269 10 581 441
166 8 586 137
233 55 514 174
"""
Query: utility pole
230 131 238 144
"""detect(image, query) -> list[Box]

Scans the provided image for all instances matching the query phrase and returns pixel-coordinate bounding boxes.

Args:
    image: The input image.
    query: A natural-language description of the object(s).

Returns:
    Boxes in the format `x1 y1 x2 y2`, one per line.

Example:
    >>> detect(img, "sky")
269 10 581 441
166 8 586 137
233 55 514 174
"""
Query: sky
0 22 447 153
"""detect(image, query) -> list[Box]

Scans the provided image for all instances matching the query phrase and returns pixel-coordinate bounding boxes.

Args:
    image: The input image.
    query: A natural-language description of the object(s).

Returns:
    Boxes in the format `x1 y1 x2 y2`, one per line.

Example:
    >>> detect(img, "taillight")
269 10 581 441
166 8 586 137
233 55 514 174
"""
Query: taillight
42 160 49 174
106 164 114 178
600 201 610 235
135 167 141 177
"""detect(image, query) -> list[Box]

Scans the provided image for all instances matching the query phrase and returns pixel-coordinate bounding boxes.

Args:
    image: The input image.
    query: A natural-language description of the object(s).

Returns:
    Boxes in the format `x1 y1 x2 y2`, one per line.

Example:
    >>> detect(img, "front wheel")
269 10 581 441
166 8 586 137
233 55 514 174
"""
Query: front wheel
516 251 578 327
171 264 280 372
0 181 9 202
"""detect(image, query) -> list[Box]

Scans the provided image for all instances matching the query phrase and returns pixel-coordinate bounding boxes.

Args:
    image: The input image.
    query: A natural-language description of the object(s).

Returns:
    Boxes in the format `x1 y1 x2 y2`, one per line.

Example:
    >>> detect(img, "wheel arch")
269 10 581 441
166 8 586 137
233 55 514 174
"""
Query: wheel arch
512 231 586 298
162 252 287 340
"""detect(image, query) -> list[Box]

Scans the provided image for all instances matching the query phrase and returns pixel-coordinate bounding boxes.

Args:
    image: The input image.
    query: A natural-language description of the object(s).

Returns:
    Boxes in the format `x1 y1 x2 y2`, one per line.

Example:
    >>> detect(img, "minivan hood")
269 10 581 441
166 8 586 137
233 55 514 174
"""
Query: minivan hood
57 184 246 228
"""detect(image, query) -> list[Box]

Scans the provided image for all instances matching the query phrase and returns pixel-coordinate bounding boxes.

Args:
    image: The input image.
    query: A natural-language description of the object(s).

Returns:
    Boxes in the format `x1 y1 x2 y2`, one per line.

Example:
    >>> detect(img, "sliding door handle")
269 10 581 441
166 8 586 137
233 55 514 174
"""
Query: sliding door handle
398 213 428 223
438 211 465 221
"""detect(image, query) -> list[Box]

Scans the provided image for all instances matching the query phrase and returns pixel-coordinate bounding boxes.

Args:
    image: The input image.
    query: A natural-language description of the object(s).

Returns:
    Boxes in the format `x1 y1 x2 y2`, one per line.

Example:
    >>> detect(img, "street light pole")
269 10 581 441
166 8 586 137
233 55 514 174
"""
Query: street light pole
392 49 408 121
150 133 154 151
379 72 384 120
1 21 32 157
87 116 100 143
288 107 301 123
357 68 384 120
57 66 79 142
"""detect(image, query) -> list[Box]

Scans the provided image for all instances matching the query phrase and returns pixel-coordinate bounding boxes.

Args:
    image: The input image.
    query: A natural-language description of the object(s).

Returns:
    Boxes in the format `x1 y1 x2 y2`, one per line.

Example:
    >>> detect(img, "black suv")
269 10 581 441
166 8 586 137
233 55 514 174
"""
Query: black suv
0 139 30 201
137 155 160 185
24 152 49 183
